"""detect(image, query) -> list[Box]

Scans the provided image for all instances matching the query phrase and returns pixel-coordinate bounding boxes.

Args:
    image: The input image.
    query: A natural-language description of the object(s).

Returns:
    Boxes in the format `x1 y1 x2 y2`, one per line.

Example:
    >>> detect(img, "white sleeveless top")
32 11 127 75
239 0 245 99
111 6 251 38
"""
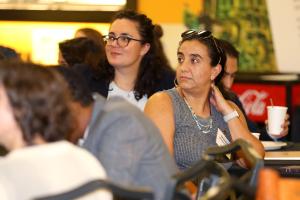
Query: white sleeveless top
107 81 148 111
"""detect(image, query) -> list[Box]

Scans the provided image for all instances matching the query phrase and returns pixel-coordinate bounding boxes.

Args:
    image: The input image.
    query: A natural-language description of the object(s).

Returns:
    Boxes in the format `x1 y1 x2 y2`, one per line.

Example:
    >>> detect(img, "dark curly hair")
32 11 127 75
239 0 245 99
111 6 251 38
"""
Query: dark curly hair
99 10 175 100
59 37 105 74
0 60 74 145
75 27 105 49
53 65 94 107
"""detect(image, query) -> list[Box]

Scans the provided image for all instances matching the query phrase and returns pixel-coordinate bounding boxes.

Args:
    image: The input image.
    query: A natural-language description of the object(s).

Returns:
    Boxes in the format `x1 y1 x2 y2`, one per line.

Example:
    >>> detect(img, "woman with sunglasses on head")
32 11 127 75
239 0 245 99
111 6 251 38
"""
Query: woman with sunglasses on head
145 30 264 171
99 10 175 110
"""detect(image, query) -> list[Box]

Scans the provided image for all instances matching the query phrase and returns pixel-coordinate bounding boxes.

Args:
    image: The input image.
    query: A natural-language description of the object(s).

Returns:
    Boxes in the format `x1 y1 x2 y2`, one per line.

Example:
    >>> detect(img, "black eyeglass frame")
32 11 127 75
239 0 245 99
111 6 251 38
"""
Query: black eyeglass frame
181 30 222 64
103 35 144 48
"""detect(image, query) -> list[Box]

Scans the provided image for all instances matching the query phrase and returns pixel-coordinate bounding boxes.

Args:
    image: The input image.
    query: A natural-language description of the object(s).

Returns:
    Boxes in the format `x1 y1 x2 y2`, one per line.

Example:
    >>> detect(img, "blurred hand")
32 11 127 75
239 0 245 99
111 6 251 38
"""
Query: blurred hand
209 83 233 115
265 114 290 139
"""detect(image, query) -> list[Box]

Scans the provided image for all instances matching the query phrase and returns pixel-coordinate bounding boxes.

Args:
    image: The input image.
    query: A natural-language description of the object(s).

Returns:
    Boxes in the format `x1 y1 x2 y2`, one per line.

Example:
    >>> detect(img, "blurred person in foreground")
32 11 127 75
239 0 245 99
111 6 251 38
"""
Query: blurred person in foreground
0 60 111 200
219 39 289 140
54 66 178 200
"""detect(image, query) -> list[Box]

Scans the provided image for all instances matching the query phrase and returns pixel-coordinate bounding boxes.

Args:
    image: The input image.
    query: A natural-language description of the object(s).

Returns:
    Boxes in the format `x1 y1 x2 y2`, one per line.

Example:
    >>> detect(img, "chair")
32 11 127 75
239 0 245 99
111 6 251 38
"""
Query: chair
34 179 154 200
203 139 264 200
256 168 300 200
291 105 300 142
164 139 264 200
204 139 264 187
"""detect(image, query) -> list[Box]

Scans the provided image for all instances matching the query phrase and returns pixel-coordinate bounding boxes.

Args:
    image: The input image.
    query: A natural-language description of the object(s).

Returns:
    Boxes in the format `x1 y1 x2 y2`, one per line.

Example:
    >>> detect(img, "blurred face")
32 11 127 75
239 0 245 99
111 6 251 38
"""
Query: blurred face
58 51 67 66
105 19 150 70
0 84 22 148
177 40 220 92
68 102 86 143
221 55 238 91
74 30 86 38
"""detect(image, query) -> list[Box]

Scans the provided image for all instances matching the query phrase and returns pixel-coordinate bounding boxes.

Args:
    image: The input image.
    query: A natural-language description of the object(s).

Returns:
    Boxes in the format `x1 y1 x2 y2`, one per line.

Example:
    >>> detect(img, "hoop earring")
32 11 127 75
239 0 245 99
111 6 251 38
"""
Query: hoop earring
174 78 179 87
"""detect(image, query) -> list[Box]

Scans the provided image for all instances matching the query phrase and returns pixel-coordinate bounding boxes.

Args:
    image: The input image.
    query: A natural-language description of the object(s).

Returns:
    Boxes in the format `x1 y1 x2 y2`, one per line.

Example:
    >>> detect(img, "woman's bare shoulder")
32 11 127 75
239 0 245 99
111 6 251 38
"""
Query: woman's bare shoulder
149 91 173 103
145 91 173 111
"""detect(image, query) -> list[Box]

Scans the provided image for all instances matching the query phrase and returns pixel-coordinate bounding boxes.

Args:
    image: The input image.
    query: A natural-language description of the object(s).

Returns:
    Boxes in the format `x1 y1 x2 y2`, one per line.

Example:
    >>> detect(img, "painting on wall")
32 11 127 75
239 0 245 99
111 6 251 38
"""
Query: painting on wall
183 0 277 72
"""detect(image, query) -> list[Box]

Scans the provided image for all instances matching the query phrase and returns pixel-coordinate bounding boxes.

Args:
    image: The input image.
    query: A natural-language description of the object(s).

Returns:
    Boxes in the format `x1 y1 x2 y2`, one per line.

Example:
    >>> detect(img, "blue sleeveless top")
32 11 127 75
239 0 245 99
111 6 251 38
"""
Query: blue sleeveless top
165 88 231 170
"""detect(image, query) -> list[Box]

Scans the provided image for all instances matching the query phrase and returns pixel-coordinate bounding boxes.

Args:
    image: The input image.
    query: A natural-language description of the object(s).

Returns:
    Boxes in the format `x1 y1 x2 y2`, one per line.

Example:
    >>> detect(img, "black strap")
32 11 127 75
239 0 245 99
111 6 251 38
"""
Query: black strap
34 179 153 200
34 180 107 200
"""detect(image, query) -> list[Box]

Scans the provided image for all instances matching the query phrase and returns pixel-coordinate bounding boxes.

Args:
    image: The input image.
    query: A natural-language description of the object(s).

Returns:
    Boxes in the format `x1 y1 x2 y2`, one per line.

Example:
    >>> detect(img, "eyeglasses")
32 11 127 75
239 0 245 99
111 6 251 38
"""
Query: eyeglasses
181 30 222 64
103 35 144 48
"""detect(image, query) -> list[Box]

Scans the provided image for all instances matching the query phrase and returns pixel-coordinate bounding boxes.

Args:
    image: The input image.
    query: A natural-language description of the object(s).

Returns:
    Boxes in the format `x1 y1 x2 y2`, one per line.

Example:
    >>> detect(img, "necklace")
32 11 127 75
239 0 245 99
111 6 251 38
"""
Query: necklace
183 97 213 134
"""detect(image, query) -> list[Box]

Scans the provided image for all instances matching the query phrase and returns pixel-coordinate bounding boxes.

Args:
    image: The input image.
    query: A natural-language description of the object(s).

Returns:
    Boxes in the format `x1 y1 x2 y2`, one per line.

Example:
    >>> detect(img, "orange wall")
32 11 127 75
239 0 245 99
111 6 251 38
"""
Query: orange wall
138 0 203 23
138 1 204 68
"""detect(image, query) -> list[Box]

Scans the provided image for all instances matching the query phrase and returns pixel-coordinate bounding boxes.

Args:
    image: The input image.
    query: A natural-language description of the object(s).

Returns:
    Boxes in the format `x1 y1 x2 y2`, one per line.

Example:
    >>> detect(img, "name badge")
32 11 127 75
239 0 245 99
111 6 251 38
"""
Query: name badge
216 128 231 159
216 128 230 146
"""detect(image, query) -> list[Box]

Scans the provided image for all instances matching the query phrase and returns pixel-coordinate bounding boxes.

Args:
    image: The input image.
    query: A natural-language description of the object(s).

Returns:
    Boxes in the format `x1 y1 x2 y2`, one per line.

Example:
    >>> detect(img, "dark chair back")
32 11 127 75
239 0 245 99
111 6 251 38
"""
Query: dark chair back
204 139 264 186
291 105 300 142
165 139 264 200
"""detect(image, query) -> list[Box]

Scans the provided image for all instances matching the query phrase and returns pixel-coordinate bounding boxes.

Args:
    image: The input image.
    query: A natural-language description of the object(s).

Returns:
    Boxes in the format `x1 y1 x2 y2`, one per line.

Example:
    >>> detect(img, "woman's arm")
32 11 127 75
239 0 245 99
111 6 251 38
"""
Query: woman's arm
227 101 265 159
210 84 265 163
144 92 175 155
145 92 199 198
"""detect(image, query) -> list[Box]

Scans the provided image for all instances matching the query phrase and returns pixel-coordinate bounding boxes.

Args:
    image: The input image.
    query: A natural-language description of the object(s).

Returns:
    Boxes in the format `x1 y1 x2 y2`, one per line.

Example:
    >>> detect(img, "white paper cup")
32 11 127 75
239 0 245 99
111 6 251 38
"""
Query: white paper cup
251 132 261 139
267 106 288 135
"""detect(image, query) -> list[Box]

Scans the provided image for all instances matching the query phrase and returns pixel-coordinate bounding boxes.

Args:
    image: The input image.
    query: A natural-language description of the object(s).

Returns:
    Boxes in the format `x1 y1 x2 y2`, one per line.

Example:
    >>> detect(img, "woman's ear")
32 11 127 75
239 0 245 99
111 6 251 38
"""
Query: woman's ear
140 43 150 56
211 64 222 81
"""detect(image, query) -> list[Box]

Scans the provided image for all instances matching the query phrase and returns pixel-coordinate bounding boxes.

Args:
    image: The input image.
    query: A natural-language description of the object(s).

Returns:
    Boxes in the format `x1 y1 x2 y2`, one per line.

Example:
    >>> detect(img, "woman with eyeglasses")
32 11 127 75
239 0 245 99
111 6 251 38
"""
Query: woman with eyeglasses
145 30 265 171
99 10 175 110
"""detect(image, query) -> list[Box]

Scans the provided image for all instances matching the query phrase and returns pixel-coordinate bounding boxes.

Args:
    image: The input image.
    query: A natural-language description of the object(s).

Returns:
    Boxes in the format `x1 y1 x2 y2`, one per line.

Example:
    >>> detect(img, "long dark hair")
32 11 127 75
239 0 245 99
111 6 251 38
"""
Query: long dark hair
99 10 174 100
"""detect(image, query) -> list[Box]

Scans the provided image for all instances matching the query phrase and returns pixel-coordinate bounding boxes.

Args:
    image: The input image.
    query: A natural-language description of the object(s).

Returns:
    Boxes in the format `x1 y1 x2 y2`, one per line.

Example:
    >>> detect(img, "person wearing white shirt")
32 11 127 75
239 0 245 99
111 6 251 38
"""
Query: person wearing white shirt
97 10 175 111
0 61 111 200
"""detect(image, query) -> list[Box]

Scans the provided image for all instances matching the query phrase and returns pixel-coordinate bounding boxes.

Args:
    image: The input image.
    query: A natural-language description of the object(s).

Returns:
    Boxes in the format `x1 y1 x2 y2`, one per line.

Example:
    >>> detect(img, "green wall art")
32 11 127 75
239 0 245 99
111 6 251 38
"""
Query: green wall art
184 0 277 72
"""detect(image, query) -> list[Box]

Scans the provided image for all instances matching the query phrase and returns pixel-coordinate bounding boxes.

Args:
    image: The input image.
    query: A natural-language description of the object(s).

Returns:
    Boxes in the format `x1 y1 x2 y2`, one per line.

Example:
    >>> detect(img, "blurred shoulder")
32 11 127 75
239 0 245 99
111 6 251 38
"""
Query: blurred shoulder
103 96 138 114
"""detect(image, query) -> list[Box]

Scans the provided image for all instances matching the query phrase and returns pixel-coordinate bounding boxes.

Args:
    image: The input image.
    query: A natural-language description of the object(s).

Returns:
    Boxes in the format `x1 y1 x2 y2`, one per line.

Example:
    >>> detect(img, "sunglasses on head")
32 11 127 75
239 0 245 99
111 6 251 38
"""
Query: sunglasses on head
181 30 222 64
181 30 213 39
